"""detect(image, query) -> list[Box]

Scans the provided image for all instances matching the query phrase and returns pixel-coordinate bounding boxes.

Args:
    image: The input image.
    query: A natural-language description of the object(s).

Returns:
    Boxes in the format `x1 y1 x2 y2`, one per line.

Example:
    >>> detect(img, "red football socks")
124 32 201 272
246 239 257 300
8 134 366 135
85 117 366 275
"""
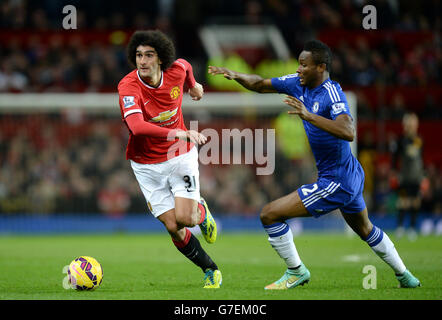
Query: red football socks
198 202 206 225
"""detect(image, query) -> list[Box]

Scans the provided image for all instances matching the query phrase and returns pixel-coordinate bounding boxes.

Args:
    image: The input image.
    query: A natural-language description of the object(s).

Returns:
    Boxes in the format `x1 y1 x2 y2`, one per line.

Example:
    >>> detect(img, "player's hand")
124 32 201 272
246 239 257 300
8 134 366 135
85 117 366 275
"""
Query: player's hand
175 130 207 145
284 95 312 121
208 66 237 80
189 82 204 101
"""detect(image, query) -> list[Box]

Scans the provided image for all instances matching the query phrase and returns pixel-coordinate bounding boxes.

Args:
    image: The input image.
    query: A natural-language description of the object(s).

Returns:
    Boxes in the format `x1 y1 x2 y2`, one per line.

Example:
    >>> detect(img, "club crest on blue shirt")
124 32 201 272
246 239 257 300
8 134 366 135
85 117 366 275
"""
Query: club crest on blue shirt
312 101 319 113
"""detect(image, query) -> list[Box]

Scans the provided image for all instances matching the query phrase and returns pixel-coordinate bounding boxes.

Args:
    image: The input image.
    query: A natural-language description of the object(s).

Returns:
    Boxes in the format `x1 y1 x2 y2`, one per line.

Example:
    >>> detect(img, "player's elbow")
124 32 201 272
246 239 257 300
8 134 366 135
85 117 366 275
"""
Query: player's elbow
247 78 273 93
130 127 142 136
343 127 355 141
127 122 142 136
247 81 264 93
339 119 355 141
336 115 355 141
255 80 275 93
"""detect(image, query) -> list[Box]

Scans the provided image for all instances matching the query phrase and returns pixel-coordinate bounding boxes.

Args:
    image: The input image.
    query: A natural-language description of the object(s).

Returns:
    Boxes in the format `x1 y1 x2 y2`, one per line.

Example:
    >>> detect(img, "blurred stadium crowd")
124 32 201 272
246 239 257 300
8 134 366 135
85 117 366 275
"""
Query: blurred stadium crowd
0 0 441 222
1 0 441 92
1 112 441 218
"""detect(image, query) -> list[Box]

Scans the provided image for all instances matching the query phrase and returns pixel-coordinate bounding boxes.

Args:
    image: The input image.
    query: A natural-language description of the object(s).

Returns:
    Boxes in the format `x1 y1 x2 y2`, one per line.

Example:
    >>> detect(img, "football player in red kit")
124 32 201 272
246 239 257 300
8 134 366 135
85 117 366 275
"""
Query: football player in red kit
118 30 221 288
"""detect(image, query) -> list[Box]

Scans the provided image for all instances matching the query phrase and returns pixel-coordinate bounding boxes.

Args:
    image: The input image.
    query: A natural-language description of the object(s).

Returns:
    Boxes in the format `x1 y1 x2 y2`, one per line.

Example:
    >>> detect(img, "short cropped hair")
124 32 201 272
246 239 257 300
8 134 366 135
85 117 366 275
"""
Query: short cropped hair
127 30 176 70
303 40 332 72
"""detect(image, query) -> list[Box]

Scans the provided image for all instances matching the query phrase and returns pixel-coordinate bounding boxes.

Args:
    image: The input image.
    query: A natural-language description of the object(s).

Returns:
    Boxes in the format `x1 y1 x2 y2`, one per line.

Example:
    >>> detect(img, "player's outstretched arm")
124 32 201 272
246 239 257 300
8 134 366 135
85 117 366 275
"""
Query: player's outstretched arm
208 66 277 93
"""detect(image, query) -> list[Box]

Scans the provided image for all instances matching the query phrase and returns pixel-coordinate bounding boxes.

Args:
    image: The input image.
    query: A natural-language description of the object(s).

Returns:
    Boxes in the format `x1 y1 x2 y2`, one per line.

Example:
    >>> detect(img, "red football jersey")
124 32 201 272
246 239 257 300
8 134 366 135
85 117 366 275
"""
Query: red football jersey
118 59 196 164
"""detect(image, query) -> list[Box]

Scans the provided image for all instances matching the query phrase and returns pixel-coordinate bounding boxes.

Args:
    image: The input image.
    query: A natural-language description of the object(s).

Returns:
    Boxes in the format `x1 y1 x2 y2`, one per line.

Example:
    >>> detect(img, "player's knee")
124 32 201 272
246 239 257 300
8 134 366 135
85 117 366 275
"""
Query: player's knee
163 219 180 235
260 204 275 225
175 209 197 227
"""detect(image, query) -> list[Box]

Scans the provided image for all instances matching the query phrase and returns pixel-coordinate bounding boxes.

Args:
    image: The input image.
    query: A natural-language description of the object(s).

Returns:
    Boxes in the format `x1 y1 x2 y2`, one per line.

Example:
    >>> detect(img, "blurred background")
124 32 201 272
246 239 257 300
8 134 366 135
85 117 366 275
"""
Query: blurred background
0 0 441 235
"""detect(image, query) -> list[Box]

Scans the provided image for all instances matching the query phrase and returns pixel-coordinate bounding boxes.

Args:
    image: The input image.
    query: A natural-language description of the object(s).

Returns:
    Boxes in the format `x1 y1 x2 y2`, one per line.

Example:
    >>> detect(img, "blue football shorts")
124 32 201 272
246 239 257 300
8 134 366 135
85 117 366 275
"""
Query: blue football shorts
297 177 366 218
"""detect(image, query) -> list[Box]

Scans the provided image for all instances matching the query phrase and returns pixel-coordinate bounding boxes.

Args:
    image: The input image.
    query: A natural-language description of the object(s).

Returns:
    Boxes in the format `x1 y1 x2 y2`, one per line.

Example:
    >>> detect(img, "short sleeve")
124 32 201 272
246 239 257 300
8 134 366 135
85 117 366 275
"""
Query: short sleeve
329 100 352 120
175 59 195 88
271 73 302 97
323 82 352 120
118 83 143 119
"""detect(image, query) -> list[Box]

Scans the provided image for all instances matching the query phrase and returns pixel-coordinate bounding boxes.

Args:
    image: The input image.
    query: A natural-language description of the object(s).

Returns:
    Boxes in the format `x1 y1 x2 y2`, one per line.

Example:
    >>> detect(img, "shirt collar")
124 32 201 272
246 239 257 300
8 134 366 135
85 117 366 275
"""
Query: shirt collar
137 70 163 89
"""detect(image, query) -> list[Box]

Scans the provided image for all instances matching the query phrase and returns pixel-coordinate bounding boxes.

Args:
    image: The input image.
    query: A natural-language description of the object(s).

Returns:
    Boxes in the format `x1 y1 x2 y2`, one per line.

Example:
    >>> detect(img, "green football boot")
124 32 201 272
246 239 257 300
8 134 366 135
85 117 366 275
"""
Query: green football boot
203 269 222 289
265 263 310 290
199 198 217 244
396 270 421 288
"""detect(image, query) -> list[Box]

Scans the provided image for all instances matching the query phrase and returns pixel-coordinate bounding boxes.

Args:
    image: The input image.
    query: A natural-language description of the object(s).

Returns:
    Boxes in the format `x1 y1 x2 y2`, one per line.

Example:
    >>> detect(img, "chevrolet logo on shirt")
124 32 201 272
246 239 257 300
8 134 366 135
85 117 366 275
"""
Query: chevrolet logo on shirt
149 107 178 123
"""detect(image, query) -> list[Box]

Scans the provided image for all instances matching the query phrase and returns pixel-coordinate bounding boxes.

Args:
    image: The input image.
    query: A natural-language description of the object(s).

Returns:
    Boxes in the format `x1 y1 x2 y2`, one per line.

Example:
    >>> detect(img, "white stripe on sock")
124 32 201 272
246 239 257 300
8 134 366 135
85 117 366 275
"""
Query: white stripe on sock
369 231 406 275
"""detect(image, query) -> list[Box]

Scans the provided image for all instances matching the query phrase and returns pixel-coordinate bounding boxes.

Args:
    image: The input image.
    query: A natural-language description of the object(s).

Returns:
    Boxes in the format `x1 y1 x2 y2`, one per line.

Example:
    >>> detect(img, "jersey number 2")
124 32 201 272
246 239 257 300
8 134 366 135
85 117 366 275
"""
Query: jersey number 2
301 184 318 196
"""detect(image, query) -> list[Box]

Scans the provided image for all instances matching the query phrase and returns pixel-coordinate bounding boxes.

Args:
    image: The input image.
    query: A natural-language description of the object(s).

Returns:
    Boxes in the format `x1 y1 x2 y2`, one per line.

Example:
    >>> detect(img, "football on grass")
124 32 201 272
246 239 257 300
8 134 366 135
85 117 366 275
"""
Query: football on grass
68 256 103 290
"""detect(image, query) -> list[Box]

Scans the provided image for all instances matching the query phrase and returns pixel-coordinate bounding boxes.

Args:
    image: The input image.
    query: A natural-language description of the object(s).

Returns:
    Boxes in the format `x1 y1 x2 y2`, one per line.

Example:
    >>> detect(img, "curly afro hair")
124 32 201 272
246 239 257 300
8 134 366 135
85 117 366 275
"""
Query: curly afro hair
127 30 176 71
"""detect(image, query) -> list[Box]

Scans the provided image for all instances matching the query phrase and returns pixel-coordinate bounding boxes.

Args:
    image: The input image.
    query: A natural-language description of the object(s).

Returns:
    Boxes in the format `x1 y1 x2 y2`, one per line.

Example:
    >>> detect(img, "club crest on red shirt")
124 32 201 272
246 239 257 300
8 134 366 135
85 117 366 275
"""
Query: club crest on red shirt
170 86 180 99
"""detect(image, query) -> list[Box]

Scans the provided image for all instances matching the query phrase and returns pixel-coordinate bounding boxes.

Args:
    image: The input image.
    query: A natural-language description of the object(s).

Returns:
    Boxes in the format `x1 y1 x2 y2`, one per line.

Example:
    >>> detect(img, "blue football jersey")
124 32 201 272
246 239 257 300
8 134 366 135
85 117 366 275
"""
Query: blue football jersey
271 73 364 193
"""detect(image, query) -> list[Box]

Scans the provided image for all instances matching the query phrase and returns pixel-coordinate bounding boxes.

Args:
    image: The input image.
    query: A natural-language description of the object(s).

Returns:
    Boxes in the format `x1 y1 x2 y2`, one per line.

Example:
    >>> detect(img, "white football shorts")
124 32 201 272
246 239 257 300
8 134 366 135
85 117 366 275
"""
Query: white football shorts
130 147 200 218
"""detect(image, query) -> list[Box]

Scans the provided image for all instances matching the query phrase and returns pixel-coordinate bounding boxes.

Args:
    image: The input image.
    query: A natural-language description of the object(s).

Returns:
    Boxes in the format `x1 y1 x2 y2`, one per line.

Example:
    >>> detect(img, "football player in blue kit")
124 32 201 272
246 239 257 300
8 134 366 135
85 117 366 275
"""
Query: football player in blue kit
208 40 420 289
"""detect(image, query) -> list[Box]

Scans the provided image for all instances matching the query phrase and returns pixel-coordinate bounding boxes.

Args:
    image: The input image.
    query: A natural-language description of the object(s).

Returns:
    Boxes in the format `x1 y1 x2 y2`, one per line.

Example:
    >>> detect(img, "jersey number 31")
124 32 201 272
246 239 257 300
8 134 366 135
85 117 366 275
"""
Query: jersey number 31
183 175 196 192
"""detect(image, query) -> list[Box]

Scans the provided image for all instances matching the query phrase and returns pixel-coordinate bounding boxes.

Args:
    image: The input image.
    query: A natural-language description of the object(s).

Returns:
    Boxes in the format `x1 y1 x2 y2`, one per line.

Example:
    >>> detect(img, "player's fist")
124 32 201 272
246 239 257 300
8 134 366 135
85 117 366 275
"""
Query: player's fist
189 82 204 101
175 130 207 145
208 66 236 80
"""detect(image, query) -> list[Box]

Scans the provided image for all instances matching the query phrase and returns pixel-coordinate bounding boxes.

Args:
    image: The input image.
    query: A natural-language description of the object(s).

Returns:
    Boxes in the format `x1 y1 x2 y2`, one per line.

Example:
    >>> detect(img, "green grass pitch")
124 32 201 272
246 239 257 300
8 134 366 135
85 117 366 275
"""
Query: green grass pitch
0 232 440 300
